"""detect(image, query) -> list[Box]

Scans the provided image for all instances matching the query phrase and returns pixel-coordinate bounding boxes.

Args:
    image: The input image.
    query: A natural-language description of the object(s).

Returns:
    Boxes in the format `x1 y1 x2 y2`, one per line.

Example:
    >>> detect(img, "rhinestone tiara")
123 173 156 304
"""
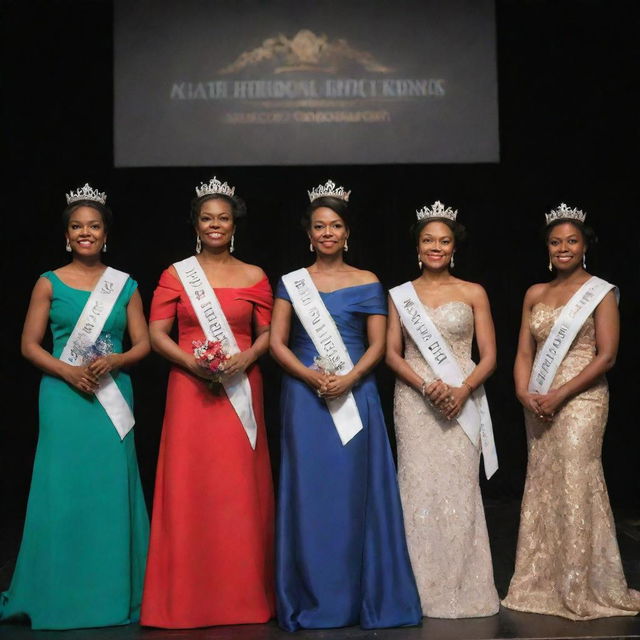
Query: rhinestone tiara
545 203 586 225
307 179 351 203
416 200 457 222
65 183 107 205
195 176 235 199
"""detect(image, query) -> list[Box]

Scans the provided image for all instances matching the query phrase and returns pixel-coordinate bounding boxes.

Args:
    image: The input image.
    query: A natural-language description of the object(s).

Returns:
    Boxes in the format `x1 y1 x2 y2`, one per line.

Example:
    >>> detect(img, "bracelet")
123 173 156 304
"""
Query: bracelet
462 380 474 394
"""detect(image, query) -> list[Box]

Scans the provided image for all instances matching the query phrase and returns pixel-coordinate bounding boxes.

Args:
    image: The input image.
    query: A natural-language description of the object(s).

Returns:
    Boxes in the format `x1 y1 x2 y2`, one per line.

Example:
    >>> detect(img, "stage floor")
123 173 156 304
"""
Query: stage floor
1 500 639 640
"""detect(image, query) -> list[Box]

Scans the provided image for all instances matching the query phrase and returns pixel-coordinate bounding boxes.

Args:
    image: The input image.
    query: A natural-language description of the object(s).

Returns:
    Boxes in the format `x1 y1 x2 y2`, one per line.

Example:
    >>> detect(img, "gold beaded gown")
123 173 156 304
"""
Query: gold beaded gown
502 302 640 620
394 301 499 618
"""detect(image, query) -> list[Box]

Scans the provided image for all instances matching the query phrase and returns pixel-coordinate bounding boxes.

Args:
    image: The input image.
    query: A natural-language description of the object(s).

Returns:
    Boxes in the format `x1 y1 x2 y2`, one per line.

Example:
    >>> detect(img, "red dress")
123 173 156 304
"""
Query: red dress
141 269 275 628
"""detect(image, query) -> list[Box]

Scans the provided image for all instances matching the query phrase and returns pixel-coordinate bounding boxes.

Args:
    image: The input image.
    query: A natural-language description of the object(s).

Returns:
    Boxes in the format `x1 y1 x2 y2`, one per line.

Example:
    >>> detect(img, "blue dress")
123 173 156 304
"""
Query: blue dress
275 280 421 631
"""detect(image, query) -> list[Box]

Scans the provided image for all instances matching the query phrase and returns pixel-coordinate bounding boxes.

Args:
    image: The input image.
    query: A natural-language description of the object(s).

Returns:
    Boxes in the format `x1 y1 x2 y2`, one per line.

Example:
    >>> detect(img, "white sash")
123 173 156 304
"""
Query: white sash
281 268 364 446
174 256 258 449
529 276 617 394
390 282 498 479
59 267 134 440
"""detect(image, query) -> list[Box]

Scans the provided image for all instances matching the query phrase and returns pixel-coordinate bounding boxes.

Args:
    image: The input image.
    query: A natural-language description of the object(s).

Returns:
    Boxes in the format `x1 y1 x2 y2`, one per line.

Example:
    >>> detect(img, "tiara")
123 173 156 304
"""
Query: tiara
545 203 586 225
307 179 351 203
195 176 235 198
65 183 107 205
416 200 457 222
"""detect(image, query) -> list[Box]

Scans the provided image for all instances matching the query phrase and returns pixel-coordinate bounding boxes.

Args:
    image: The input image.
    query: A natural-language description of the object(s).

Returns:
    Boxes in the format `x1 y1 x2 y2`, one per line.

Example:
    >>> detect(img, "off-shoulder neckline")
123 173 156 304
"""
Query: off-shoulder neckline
315 281 381 295
166 269 269 290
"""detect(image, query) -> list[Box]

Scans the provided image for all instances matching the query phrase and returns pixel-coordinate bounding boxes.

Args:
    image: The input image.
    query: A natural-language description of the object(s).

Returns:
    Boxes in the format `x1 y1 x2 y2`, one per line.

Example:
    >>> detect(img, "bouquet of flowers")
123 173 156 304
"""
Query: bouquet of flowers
192 339 231 393
310 355 339 375
75 333 115 366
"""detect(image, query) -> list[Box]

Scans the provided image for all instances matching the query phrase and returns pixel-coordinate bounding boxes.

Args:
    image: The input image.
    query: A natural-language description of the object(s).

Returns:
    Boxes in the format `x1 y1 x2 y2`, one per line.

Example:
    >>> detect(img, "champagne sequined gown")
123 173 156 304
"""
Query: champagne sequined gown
503 302 640 620
394 301 499 618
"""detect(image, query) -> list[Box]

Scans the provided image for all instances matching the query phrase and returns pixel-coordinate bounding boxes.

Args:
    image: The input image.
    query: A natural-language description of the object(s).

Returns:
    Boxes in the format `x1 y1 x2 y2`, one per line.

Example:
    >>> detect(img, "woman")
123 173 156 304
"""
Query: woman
0 184 150 630
386 201 499 618
141 177 275 628
502 203 640 619
270 180 421 631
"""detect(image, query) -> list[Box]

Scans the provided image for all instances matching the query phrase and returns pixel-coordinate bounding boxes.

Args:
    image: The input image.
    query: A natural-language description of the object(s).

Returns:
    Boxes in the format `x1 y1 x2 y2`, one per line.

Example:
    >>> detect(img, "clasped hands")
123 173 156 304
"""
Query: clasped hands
424 379 470 421
309 370 357 401
64 354 123 394
518 388 566 422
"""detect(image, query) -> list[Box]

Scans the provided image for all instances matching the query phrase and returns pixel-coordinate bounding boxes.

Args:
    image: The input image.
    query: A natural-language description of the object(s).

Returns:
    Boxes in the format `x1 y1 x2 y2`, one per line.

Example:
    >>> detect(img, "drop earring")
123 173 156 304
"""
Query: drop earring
230 234 235 253
65 238 71 253
102 242 107 253
309 242 315 253
418 258 423 270
450 254 455 269
582 253 586 269
548 259 553 272
344 239 349 252
196 236 202 254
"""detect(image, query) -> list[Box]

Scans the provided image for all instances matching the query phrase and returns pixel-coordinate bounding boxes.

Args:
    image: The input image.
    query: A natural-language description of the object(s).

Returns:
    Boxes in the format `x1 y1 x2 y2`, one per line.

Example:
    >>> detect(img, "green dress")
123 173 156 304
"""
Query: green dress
0 271 149 630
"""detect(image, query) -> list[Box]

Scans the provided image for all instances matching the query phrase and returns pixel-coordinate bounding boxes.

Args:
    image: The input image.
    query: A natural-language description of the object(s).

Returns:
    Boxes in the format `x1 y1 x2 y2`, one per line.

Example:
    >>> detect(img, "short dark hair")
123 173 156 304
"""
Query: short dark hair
301 196 352 230
62 201 113 231
412 217 467 245
189 193 247 225
544 218 597 247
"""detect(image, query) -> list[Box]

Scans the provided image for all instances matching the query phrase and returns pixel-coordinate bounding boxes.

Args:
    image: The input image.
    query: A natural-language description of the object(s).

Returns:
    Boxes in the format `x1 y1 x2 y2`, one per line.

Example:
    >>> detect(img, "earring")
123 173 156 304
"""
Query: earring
230 234 235 253
65 239 71 253
102 242 107 253
418 258 423 270
344 239 349 252
196 236 202 254
548 259 552 272
582 253 586 269
450 254 455 269
309 243 315 253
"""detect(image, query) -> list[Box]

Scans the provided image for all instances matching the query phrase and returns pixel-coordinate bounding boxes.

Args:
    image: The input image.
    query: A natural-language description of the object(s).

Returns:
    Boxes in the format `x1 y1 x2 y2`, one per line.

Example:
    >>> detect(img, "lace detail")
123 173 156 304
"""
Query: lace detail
503 304 640 620
394 301 499 618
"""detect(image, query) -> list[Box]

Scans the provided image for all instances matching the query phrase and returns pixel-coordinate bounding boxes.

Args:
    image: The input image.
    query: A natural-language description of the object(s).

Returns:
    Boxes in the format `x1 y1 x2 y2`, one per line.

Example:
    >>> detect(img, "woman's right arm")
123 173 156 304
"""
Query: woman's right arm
385 296 426 394
149 317 212 380
21 277 99 393
269 297 328 393
514 285 543 416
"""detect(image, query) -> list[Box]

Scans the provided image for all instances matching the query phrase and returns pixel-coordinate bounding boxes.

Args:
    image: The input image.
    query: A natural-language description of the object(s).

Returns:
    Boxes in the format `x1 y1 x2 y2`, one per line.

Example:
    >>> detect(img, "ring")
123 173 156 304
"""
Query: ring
538 413 544 419
316 390 323 398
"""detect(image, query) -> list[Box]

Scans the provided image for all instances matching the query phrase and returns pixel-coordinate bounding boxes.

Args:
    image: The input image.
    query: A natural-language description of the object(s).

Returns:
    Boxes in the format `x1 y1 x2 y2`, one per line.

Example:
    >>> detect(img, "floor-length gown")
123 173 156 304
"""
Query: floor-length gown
141 268 275 628
276 280 422 631
394 301 499 618
0 271 149 630
502 302 640 619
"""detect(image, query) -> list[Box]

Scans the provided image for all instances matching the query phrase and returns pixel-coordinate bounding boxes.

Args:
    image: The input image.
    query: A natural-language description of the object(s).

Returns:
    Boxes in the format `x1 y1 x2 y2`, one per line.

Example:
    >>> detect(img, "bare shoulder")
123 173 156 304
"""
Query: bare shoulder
237 261 267 285
458 280 489 301
523 282 548 308
350 268 379 285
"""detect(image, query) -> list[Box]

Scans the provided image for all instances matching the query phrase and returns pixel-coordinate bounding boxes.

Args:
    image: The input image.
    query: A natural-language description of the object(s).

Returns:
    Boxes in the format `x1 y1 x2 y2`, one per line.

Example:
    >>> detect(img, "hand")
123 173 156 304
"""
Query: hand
425 379 450 408
87 354 123 378
536 388 567 420
322 371 359 400
516 390 553 422
63 363 100 394
185 357 217 381
221 351 255 377
305 369 331 398
439 385 471 421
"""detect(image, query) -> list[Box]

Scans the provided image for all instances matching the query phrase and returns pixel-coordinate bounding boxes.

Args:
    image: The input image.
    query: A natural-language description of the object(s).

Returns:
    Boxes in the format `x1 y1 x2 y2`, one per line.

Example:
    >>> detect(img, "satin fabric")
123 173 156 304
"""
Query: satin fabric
141 269 275 628
0 272 149 630
276 280 421 631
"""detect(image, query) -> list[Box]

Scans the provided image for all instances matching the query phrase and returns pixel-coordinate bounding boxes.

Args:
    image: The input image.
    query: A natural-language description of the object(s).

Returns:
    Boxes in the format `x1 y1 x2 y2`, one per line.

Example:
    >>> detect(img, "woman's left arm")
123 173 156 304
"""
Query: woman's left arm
223 314 270 377
537 290 619 416
322 314 386 399
88 289 151 377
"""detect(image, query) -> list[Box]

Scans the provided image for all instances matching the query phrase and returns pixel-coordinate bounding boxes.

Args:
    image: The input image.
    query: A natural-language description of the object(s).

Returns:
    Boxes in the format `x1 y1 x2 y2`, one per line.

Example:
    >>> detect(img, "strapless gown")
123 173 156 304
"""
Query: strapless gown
502 303 640 619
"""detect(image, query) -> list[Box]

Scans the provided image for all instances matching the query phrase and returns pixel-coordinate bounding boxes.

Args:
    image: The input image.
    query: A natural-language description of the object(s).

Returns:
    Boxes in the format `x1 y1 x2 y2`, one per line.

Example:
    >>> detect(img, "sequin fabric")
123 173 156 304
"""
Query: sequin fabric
394 301 499 618
502 303 640 620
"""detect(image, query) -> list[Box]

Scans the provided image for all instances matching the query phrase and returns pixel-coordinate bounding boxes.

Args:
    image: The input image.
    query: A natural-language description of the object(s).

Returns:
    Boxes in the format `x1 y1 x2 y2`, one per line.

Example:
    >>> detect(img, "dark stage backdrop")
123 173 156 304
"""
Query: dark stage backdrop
114 0 499 166
1 1 639 527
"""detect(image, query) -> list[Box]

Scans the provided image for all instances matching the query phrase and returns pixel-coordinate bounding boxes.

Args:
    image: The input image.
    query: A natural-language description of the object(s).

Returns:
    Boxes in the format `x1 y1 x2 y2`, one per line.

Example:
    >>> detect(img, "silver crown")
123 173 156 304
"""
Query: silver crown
416 200 457 222
545 203 586 225
65 183 107 205
307 179 351 203
195 176 235 198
